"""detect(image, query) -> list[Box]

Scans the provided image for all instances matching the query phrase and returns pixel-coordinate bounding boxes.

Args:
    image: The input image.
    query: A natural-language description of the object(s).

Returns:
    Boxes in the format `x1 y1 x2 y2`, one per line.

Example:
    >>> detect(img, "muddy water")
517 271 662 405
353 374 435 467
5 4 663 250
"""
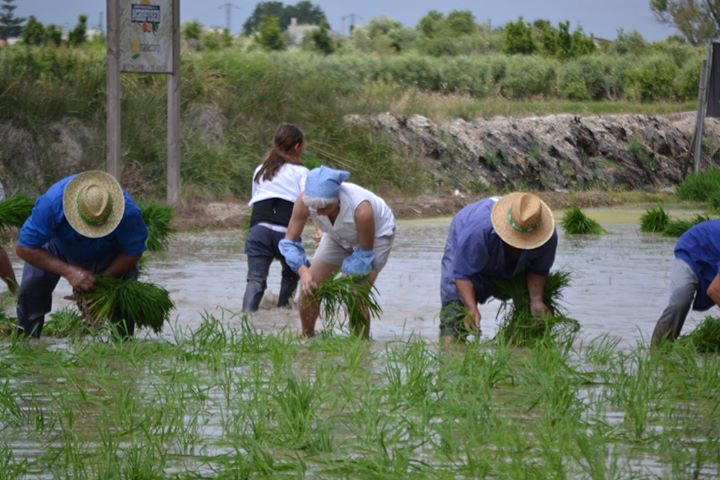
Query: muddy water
28 207 708 347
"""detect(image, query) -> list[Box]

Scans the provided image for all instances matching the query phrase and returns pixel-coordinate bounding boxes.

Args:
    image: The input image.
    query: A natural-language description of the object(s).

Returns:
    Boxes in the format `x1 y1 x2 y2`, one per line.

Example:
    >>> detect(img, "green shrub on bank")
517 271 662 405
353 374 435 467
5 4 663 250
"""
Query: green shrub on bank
676 168 720 202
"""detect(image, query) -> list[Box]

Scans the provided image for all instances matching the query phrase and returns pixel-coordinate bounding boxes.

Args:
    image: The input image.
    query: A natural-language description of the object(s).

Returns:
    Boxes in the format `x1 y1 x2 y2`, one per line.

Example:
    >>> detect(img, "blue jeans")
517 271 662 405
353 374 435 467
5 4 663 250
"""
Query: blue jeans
242 225 299 312
17 242 138 338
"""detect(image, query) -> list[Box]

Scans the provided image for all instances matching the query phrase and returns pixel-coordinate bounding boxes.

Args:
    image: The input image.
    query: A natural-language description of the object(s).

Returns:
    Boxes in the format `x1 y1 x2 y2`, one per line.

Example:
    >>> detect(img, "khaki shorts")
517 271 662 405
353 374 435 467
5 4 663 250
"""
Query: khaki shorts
313 233 394 273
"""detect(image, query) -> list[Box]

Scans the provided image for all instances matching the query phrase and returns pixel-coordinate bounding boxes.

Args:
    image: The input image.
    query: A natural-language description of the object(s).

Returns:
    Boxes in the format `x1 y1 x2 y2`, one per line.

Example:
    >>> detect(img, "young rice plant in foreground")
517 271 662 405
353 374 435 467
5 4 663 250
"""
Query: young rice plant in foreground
493 271 579 345
561 206 606 235
313 275 381 338
77 276 174 333
680 316 720 353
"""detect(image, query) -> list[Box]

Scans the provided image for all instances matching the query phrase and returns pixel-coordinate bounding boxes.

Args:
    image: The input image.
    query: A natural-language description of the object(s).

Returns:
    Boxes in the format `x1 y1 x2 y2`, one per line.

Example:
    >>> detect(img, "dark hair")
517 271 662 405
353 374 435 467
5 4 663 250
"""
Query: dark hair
254 124 304 183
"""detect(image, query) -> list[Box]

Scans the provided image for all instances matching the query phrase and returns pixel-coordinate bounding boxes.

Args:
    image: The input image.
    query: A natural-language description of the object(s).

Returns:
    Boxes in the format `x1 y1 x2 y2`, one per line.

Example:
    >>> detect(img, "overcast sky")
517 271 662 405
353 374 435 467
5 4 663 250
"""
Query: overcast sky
15 0 676 41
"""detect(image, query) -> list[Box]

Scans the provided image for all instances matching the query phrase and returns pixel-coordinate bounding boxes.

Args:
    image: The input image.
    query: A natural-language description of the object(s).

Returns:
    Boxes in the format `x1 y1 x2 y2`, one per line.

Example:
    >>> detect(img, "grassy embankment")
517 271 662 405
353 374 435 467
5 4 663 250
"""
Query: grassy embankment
0 43 703 202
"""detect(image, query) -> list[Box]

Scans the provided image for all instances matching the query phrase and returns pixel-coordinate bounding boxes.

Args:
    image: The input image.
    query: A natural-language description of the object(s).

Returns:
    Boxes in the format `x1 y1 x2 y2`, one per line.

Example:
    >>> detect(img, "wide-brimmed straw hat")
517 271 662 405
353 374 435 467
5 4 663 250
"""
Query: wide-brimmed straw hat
491 192 555 250
62 170 125 238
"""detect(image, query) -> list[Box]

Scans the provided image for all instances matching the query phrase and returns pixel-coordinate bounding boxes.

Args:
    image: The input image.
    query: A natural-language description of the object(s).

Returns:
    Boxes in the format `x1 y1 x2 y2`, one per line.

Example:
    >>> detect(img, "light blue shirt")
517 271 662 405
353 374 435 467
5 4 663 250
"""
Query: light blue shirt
440 198 558 304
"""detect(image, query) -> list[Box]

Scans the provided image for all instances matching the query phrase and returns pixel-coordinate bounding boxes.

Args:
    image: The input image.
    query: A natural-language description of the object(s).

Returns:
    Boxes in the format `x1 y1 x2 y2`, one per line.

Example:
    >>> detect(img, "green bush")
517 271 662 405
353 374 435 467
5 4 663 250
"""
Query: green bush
676 168 720 202
626 54 679 102
501 55 558 99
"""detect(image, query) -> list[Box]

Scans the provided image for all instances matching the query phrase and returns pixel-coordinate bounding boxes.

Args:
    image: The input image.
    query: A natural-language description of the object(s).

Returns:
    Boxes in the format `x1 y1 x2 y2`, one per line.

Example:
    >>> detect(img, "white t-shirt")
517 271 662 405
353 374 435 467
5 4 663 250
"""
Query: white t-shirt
249 163 308 205
310 183 395 250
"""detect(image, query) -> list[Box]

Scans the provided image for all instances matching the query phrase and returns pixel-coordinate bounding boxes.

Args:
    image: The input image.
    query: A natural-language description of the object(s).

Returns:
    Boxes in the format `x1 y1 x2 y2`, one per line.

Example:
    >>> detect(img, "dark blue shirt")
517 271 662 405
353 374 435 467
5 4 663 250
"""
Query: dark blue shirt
440 198 558 304
18 175 147 267
675 219 720 311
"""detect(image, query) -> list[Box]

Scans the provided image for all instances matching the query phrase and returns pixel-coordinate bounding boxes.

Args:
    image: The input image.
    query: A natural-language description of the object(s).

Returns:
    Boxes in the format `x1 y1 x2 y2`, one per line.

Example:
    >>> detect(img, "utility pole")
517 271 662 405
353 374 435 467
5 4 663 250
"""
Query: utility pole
341 13 362 35
218 3 241 32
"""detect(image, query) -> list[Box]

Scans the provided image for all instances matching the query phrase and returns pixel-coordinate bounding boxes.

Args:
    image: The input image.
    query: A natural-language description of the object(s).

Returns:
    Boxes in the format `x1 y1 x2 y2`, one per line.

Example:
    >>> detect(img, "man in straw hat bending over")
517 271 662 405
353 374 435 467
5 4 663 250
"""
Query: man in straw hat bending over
440 192 558 342
278 165 396 339
15 170 148 338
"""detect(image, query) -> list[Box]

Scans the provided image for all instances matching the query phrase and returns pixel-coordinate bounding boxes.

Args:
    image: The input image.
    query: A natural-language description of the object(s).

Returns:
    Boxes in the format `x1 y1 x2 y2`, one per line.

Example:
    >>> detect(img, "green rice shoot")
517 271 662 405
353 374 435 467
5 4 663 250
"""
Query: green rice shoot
679 316 720 353
662 214 709 237
0 195 34 230
44 307 92 337
640 205 669 233
313 274 382 337
139 201 173 251
493 271 579 345
561 206 606 235
77 276 174 333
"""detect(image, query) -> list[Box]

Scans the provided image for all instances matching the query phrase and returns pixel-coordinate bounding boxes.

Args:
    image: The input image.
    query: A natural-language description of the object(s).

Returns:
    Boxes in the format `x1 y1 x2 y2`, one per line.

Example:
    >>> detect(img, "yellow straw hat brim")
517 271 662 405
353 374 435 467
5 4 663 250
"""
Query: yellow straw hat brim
62 170 125 238
490 192 555 250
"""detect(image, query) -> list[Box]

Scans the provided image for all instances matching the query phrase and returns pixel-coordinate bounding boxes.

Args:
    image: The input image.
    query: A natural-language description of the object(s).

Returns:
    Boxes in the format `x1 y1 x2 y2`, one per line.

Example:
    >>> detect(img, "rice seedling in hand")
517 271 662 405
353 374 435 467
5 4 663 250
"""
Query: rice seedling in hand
312 274 381 338
679 316 720 353
138 201 173 251
639 206 669 233
77 276 174 333
0 195 34 230
561 206 605 235
493 271 579 346
662 214 709 237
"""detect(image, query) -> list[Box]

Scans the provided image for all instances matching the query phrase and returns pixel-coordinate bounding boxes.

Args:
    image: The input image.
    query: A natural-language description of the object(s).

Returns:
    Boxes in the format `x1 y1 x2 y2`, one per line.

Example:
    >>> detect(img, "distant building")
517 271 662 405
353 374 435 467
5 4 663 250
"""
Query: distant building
286 17 319 46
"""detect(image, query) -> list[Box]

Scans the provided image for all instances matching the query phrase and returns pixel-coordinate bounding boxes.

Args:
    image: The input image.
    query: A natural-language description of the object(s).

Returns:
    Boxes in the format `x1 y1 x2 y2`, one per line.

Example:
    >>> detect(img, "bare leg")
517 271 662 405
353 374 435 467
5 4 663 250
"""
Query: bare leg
299 259 339 337
0 247 17 294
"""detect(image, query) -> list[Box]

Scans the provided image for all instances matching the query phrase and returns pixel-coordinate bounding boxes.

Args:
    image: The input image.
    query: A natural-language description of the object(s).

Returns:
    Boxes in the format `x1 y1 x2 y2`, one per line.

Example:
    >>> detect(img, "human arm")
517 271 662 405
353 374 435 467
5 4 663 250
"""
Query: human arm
455 278 481 332
341 201 376 276
0 248 17 294
527 271 552 316
16 245 95 291
280 195 313 292
707 274 720 305
102 253 142 278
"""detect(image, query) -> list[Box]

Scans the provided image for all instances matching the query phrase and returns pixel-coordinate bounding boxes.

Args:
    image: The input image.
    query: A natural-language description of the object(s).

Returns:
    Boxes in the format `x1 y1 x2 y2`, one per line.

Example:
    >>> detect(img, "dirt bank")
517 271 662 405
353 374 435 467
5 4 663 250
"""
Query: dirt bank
171 190 672 230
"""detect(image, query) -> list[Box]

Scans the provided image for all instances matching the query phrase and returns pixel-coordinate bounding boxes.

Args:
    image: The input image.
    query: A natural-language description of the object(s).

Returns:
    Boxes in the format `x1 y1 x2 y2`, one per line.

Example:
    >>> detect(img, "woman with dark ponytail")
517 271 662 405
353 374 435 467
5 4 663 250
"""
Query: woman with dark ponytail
242 124 308 311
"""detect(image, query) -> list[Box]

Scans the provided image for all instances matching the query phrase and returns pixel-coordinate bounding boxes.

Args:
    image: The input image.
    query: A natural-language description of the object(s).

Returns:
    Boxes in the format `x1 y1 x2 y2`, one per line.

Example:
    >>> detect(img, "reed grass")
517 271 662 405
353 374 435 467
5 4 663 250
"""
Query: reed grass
77 276 174 332
561 206 606 234
493 271 579 345
312 274 382 337
639 205 669 233
138 201 173 251
0 195 34 230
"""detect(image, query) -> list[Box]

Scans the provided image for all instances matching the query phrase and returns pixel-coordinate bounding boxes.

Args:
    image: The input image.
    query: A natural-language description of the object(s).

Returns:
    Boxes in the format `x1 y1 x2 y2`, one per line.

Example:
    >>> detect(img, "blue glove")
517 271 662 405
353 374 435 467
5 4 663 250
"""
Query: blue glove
279 239 310 272
341 248 375 277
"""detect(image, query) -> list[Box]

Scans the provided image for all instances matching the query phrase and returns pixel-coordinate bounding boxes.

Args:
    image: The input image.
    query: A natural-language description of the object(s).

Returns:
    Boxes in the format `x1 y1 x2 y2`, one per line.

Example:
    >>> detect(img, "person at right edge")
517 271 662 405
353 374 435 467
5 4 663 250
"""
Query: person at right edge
439 192 558 344
651 219 720 347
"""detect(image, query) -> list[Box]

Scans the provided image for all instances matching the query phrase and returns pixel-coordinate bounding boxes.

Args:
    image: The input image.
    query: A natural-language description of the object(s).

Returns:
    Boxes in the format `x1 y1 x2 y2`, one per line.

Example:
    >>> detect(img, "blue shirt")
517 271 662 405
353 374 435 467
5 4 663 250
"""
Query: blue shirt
675 219 720 311
440 198 558 304
18 175 148 267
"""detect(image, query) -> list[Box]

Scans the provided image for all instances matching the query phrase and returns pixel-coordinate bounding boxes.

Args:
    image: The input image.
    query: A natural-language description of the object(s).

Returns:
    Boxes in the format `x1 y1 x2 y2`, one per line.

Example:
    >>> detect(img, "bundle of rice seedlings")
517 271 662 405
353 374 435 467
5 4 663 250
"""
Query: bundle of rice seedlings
0 195 34 230
76 276 174 333
679 316 720 353
662 214 709 238
561 207 606 235
312 275 381 337
493 271 579 346
640 206 669 233
44 307 91 337
139 201 173 251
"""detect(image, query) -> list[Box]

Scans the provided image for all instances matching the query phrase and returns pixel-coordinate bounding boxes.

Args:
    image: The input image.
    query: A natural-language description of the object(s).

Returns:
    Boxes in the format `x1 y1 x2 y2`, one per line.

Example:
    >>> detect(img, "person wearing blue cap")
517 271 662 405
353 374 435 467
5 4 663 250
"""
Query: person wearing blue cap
651 219 720 346
278 166 396 338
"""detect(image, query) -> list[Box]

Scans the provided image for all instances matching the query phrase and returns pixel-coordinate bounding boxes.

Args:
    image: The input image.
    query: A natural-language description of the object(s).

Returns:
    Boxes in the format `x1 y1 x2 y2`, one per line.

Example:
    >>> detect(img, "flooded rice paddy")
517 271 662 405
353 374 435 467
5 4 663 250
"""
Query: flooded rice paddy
134 206 706 346
1 207 718 478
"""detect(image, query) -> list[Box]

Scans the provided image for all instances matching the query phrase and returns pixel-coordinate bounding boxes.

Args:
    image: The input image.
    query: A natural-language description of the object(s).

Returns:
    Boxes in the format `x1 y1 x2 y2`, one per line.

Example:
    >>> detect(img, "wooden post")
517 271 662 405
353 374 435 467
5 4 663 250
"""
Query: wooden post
106 0 121 180
166 0 181 204
693 47 712 173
